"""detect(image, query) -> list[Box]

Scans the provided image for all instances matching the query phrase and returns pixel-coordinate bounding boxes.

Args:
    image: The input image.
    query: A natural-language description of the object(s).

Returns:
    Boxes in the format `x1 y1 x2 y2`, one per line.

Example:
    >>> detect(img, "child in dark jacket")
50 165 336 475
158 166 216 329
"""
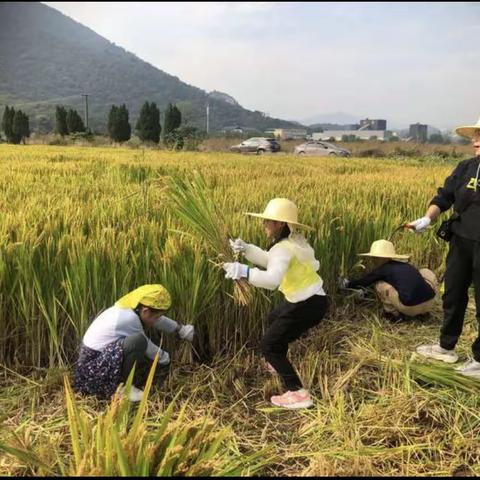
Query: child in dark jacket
341 240 438 321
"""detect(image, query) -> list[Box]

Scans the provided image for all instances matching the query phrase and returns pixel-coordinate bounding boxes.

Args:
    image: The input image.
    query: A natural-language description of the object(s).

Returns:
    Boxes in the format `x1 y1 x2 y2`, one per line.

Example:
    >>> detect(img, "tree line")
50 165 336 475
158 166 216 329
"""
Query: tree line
1 101 203 149
106 101 187 148
2 106 30 144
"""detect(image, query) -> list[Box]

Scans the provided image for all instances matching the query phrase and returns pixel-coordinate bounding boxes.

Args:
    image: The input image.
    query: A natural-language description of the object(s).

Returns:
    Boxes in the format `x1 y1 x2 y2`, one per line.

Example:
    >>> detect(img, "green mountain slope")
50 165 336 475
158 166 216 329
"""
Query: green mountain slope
0 2 298 133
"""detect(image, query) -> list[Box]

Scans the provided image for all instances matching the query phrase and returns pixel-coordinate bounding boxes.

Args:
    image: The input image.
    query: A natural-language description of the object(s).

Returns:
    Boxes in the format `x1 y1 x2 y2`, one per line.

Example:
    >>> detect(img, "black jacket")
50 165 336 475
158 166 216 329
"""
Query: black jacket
347 260 435 306
429 157 480 241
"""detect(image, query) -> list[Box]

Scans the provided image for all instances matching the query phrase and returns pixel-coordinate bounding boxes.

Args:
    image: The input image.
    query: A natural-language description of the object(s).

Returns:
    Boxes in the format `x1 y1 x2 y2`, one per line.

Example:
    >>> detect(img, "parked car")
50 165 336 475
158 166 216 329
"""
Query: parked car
294 141 351 157
230 137 281 154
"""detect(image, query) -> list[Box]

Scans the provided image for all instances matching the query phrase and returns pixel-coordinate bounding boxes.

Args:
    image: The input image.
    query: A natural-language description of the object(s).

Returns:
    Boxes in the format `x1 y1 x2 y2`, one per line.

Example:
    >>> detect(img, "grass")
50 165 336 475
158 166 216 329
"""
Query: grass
2 306 480 476
0 144 478 476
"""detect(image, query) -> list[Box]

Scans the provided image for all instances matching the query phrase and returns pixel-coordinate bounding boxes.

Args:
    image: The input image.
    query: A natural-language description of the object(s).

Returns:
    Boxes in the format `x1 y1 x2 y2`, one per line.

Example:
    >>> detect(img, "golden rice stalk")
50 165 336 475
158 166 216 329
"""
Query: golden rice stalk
165 170 253 306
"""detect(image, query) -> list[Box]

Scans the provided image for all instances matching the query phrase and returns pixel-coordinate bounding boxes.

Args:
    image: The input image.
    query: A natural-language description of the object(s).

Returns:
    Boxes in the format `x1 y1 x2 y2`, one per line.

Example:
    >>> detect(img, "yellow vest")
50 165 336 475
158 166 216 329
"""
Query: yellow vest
278 239 323 302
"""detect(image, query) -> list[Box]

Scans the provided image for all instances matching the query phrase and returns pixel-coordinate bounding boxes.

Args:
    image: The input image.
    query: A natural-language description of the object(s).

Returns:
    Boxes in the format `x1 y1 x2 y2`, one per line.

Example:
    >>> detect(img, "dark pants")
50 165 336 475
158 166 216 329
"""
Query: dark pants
121 333 148 388
261 294 329 391
440 235 480 360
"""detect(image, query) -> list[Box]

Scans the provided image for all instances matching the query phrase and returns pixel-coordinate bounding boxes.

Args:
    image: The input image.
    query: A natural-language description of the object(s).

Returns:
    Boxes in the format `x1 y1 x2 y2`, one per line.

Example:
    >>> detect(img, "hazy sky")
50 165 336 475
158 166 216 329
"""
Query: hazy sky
45 2 480 129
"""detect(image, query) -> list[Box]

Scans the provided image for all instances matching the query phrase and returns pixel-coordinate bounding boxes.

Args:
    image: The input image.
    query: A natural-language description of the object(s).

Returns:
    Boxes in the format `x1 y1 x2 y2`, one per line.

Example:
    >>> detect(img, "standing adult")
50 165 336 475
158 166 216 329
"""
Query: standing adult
409 117 480 377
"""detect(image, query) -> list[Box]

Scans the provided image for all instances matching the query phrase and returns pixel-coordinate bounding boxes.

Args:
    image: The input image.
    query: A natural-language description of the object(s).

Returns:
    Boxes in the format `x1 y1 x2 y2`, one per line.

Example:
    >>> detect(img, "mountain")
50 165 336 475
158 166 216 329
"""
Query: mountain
0 2 299 133
208 91 239 107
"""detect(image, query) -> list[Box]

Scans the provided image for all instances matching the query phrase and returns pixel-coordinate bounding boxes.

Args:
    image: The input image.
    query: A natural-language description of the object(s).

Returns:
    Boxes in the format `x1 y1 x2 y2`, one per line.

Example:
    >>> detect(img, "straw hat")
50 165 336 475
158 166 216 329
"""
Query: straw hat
246 198 313 230
455 117 480 139
116 284 171 310
358 239 410 261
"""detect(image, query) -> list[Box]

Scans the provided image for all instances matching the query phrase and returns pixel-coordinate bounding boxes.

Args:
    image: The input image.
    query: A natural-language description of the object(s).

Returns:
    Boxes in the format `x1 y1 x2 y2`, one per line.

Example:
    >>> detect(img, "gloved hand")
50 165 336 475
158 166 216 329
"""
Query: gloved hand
407 216 431 233
223 262 249 280
338 277 350 290
158 350 170 366
229 238 248 255
178 324 195 342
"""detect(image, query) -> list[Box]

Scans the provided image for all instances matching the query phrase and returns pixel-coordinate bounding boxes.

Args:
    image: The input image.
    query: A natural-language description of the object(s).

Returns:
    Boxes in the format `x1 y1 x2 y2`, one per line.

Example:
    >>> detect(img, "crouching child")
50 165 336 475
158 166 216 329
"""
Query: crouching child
341 240 438 322
74 284 194 402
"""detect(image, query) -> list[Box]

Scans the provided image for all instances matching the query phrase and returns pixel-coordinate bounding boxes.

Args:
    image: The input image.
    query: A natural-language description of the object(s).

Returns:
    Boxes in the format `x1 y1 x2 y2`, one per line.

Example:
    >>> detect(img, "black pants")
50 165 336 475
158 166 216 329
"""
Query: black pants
261 294 329 391
440 235 480 360
121 333 149 388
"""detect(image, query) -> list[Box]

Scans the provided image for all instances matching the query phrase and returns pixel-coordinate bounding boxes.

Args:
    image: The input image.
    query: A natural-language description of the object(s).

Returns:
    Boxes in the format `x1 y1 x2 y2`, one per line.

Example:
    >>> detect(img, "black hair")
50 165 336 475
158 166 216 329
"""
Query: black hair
267 223 291 251
134 303 163 317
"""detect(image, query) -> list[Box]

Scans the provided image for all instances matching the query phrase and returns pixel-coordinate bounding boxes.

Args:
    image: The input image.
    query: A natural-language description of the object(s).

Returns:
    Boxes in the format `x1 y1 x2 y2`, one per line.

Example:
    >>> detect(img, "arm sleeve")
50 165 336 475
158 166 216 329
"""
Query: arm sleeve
244 244 269 268
429 163 463 212
144 335 165 361
347 266 386 289
153 315 179 335
248 246 291 290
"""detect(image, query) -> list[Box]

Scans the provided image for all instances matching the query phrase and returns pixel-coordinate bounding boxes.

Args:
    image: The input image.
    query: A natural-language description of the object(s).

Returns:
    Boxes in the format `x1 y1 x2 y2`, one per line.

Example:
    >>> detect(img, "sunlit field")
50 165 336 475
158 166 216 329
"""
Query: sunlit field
1 144 479 476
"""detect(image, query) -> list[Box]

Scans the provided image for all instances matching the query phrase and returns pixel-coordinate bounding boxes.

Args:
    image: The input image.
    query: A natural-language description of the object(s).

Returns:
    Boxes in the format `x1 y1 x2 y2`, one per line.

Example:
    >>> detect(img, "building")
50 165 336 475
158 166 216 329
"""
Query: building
271 128 308 140
409 123 428 142
312 130 390 141
359 118 387 131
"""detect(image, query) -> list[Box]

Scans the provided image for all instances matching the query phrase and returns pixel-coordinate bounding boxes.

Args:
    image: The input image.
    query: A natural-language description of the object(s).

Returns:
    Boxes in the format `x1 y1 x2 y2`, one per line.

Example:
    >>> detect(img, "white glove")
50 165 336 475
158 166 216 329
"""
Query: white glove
339 277 350 290
229 238 248 254
178 324 195 342
408 216 431 233
222 262 249 280
158 350 170 366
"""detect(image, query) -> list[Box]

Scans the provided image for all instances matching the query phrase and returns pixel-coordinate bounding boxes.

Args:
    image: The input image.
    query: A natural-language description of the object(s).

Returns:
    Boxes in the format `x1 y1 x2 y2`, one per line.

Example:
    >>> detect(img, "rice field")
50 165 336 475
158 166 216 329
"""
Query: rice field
1 144 479 476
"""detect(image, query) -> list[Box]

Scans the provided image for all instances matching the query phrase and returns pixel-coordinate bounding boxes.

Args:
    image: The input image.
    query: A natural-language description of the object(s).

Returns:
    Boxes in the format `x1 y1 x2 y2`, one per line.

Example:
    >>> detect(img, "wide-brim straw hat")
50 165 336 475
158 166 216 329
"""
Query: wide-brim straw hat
358 239 410 261
246 198 313 230
116 284 171 310
455 117 480 139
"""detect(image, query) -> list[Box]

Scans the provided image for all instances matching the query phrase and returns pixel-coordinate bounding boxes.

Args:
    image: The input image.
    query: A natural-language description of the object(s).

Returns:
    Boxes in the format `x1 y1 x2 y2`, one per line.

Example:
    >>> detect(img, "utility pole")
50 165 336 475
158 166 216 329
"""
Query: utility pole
206 102 210 135
81 93 89 131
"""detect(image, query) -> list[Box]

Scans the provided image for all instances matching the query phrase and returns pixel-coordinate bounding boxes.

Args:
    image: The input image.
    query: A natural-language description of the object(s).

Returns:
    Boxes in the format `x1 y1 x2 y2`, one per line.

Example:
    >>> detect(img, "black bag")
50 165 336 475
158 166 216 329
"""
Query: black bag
436 216 457 242
436 199 470 243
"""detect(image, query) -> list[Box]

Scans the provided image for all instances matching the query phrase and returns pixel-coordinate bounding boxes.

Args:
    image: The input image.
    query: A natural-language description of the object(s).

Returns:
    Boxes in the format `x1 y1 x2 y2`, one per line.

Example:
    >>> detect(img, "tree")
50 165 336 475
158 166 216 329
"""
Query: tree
11 110 30 144
429 133 447 144
108 104 131 142
20 111 30 143
66 108 85 133
163 103 182 137
2 106 15 142
55 106 69 136
163 104 182 147
135 101 161 143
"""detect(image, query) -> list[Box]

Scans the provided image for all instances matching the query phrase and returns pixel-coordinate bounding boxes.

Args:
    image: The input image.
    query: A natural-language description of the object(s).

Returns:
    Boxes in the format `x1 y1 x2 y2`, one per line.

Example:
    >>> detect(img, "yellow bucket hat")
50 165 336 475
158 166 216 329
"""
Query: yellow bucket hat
455 116 480 139
358 239 410 261
245 198 313 230
115 284 171 310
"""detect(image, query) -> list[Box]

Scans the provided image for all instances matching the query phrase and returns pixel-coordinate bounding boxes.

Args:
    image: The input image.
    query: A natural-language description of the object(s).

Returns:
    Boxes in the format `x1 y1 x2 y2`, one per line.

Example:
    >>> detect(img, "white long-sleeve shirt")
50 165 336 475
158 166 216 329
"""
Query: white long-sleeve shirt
82 306 177 360
244 234 325 300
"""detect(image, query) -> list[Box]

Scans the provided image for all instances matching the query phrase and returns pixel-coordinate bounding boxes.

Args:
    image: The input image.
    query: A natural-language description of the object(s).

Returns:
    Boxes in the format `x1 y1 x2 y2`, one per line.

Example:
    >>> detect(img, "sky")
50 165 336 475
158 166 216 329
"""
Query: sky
44 2 480 130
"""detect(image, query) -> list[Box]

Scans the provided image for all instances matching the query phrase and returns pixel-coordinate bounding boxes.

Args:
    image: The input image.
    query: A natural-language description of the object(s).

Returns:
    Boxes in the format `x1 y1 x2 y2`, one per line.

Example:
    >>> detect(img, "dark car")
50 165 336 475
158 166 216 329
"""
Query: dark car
230 137 281 154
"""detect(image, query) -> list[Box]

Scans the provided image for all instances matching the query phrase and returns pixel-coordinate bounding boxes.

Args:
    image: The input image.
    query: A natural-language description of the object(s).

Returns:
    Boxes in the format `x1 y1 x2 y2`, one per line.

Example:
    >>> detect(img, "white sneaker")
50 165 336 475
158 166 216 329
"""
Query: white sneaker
119 385 144 402
455 358 480 378
416 344 458 363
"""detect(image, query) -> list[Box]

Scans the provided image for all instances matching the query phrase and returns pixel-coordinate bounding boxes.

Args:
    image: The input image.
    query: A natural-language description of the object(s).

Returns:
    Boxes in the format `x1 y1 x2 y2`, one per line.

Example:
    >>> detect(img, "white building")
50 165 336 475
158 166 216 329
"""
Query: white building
312 130 390 141
271 128 308 140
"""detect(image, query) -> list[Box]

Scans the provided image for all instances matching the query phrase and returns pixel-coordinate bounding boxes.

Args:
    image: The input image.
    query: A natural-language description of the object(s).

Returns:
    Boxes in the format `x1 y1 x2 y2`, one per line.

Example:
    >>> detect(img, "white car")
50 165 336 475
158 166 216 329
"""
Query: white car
294 141 351 157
